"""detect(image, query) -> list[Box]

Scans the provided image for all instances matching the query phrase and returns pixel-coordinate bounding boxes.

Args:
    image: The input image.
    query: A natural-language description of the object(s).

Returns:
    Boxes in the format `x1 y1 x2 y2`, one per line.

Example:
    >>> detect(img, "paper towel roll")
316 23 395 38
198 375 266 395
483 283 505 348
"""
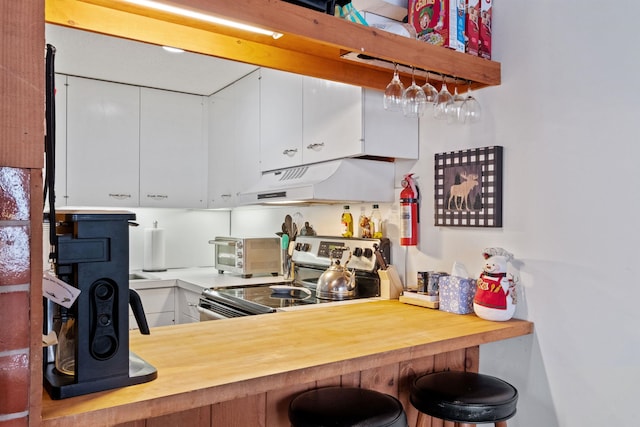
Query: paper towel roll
143 222 166 272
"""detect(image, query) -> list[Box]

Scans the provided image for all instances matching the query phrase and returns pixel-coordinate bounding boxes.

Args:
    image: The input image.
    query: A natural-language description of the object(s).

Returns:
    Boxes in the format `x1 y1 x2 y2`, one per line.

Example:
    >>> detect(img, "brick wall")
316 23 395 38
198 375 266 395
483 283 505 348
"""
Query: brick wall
0 168 34 426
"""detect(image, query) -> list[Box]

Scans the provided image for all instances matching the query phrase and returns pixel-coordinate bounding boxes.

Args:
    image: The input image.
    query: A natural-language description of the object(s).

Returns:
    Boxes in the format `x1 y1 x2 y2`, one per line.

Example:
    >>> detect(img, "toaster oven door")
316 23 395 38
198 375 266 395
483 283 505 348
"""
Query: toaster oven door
210 238 240 273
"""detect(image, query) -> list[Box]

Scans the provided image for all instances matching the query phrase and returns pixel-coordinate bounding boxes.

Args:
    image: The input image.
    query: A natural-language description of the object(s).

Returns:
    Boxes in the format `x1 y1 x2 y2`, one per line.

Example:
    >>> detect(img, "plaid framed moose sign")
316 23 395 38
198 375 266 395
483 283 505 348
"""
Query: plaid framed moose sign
434 146 503 227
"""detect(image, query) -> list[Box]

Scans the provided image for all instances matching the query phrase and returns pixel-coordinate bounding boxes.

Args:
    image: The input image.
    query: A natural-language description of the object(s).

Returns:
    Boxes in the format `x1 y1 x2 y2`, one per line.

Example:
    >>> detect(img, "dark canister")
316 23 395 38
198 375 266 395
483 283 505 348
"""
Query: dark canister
418 271 450 295
417 271 429 294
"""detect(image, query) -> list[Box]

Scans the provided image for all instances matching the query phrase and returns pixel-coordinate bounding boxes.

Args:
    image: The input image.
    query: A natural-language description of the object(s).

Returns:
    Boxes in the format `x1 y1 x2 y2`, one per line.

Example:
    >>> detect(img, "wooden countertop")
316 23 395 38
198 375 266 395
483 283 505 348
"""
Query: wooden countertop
42 300 533 426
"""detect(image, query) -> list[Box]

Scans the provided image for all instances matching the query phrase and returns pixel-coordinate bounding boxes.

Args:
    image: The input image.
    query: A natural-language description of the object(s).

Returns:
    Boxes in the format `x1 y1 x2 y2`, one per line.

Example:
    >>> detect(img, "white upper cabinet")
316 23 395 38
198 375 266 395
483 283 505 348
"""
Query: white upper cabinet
208 71 261 208
302 76 363 165
360 89 420 159
50 74 67 207
140 88 207 208
259 68 303 170
63 77 207 208
258 69 419 172
208 83 236 208
65 76 140 206
233 72 261 198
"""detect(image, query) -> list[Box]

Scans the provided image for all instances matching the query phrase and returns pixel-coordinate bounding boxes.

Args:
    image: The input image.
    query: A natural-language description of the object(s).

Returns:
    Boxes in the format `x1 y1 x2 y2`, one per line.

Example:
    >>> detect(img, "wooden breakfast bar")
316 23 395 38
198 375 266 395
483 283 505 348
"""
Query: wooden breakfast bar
41 300 534 427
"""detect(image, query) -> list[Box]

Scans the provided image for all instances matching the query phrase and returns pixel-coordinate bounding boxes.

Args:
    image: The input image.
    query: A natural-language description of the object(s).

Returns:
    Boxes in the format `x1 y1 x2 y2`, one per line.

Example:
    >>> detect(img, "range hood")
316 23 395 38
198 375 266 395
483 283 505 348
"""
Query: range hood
238 158 395 205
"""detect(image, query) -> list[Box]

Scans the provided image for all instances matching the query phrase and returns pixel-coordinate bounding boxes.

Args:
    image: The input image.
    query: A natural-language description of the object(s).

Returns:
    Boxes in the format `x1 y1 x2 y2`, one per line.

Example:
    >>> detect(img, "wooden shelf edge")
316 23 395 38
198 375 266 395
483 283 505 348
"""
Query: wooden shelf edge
53 0 500 91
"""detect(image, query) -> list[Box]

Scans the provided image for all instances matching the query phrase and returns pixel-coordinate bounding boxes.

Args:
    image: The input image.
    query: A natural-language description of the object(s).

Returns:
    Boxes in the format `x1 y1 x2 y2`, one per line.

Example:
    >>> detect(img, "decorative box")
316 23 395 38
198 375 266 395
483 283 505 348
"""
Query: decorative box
438 276 476 314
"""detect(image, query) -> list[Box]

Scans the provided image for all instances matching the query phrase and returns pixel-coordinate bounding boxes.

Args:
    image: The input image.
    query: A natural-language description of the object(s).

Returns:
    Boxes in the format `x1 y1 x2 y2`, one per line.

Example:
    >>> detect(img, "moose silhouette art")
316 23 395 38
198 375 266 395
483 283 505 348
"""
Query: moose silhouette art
447 172 479 211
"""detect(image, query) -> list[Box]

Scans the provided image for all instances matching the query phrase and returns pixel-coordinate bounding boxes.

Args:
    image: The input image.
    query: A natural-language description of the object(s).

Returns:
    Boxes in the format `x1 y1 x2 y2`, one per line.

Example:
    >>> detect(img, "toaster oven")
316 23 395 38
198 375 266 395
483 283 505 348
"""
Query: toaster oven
208 237 281 278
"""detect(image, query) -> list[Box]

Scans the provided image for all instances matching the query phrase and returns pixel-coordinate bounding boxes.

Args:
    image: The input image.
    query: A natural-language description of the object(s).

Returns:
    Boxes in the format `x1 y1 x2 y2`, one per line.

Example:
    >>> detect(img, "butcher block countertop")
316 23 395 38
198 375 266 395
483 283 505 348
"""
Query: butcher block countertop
41 300 533 426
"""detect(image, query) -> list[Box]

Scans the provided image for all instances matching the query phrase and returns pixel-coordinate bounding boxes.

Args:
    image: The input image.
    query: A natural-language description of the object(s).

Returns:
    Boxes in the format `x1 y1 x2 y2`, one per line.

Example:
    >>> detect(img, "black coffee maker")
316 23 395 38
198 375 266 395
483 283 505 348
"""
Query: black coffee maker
43 210 157 400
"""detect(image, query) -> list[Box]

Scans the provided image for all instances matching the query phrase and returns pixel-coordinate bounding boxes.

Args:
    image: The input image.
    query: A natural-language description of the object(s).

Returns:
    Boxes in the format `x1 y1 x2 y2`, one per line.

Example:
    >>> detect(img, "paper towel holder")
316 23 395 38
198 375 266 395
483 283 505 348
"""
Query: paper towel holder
143 221 167 272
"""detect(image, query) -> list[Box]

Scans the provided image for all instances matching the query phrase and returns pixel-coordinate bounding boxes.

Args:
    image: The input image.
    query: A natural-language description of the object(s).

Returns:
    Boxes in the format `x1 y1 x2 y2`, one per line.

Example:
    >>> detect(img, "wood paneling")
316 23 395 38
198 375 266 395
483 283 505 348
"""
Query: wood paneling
115 349 472 427
0 3 44 169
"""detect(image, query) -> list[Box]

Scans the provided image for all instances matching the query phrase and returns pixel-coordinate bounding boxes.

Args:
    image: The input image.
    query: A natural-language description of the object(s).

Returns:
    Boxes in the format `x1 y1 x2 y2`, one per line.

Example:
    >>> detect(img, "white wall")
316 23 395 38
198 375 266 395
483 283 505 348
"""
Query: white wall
232 2 640 426
411 1 638 425
128 208 230 270
43 208 230 272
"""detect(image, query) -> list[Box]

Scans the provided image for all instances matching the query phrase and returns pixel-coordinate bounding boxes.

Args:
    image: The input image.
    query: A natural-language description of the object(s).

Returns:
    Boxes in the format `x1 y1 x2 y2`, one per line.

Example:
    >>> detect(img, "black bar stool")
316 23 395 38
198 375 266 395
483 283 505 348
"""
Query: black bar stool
410 371 518 427
289 386 408 427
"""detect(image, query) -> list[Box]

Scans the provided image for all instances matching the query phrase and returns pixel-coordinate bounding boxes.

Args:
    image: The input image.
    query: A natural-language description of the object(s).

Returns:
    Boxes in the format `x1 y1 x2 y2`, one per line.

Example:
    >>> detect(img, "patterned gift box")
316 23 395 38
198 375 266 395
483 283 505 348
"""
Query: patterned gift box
438 276 476 314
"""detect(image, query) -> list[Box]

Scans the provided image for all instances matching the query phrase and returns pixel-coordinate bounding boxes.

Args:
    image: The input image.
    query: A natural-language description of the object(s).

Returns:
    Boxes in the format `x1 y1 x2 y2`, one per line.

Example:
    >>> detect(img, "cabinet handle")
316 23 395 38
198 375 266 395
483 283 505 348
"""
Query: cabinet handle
282 148 298 156
188 302 198 307
221 194 232 199
306 142 325 151
146 194 169 200
108 193 132 200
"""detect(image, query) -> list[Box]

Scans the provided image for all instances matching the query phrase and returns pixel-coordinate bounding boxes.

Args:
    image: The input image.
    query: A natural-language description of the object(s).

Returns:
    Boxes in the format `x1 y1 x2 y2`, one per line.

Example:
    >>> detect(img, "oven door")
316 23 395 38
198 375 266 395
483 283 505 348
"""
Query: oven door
197 296 257 320
209 238 240 273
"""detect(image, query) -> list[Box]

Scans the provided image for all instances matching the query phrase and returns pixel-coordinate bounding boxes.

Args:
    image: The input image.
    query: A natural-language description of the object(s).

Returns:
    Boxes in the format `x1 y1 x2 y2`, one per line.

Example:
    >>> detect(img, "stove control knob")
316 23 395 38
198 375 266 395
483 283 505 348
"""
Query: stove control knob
363 248 373 258
236 241 243 249
236 252 243 258
236 261 243 268
353 247 363 257
299 243 311 252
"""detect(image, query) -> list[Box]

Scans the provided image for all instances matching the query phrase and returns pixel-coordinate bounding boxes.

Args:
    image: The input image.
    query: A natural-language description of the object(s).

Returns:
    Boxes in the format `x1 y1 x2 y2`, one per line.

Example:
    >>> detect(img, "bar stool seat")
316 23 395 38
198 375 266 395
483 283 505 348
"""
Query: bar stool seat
289 386 408 427
410 371 518 426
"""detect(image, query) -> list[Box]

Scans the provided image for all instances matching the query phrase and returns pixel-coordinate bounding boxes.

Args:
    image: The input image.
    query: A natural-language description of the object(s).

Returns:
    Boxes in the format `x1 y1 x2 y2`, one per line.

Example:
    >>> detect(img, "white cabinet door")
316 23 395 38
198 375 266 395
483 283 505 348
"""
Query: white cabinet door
140 88 207 208
50 74 67 207
302 76 363 164
362 89 419 159
129 285 175 329
208 85 237 208
208 71 261 208
175 286 201 324
233 71 262 198
65 76 140 206
259 68 303 171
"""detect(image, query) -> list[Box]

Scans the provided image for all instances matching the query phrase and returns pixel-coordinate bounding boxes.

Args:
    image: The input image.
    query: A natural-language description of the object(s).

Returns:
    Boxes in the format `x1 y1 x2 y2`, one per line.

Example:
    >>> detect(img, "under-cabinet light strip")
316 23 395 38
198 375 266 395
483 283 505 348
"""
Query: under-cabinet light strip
120 0 283 39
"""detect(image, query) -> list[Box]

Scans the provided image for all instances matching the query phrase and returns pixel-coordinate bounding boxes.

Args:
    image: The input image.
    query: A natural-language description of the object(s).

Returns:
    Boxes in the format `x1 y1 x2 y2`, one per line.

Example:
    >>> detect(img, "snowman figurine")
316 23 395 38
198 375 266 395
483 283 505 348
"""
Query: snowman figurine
473 248 517 321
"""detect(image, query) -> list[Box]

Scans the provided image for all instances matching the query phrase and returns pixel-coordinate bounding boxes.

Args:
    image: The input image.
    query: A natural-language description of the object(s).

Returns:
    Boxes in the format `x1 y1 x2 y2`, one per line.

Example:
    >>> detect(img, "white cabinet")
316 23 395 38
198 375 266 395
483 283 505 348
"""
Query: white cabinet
65 76 140 206
140 88 207 208
259 70 419 171
131 280 202 327
259 68 303 170
129 282 176 329
63 77 207 208
208 83 237 208
51 74 67 207
175 285 201 324
208 70 261 208
302 76 363 164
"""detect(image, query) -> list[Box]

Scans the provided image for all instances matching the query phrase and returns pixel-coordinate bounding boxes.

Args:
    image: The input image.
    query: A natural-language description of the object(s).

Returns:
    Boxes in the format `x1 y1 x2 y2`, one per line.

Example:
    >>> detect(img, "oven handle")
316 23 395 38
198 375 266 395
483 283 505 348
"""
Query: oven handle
197 305 229 320
208 240 236 246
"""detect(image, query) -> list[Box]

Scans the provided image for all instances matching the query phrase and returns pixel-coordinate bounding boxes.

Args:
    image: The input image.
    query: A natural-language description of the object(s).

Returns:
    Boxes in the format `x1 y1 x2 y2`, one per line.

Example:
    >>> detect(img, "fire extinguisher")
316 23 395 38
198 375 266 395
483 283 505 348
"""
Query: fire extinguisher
400 174 419 246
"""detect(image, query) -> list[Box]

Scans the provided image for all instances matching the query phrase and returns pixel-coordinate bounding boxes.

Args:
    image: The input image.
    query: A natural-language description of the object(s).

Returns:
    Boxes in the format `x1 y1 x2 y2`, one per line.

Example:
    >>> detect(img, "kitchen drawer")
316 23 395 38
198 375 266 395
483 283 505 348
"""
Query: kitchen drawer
130 287 175 315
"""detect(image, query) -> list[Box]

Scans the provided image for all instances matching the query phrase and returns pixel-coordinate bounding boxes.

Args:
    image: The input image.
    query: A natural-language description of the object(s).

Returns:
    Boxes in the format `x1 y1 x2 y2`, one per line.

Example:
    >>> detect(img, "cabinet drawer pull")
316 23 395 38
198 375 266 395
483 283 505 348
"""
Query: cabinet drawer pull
282 148 298 156
221 194 232 199
306 142 325 151
108 193 132 200
146 194 169 200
